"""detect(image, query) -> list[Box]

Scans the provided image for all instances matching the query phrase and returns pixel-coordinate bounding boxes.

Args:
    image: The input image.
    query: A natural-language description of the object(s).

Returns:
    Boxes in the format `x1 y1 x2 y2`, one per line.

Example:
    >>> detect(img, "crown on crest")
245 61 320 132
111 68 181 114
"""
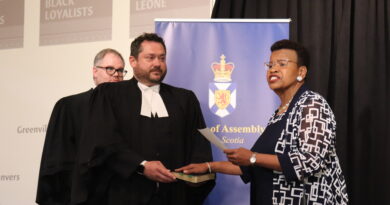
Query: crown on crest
211 55 235 82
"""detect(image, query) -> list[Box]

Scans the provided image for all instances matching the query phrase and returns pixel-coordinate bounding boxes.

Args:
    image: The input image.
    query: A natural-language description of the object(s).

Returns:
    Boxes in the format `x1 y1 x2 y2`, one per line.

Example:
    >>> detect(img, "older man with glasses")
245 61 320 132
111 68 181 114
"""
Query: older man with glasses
36 48 126 205
93 49 127 85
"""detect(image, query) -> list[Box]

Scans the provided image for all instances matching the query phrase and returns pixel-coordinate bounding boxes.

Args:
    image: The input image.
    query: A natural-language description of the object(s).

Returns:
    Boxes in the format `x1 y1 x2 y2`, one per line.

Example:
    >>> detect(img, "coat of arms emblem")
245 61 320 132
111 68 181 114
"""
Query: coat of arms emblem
209 55 236 118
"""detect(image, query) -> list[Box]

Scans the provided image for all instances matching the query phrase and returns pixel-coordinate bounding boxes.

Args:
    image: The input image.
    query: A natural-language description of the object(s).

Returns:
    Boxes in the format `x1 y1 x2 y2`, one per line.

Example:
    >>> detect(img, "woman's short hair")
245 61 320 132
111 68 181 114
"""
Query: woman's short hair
271 39 310 70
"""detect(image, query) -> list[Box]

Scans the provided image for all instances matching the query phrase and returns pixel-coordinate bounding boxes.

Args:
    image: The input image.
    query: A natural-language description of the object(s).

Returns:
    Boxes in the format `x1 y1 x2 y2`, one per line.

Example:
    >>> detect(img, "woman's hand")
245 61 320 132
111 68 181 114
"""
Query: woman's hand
175 163 209 174
224 147 253 166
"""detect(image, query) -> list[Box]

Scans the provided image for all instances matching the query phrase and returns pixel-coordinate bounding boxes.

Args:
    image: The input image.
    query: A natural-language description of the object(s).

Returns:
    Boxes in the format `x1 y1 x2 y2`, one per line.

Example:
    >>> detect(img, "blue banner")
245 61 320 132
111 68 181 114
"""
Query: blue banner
156 19 289 205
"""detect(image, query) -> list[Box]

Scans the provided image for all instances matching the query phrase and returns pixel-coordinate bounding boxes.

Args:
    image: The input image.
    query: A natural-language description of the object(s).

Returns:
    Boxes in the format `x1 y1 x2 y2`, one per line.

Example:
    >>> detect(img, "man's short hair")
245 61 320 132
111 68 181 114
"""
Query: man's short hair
271 39 310 70
93 48 125 66
130 33 166 59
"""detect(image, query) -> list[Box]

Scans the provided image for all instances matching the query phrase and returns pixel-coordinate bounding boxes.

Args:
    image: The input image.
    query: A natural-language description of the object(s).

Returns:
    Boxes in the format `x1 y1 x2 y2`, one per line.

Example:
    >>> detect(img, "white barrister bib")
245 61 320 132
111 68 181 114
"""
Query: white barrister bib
138 82 169 118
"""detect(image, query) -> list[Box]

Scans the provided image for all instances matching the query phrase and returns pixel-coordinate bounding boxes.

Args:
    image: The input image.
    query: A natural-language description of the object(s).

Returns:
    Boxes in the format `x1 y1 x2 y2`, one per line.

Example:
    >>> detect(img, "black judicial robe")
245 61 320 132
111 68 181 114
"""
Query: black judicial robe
36 89 93 205
71 78 214 205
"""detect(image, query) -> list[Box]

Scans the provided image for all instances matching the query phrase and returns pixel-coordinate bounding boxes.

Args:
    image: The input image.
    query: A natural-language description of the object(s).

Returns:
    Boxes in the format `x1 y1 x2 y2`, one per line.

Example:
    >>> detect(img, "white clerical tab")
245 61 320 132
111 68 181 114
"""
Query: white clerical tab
138 82 169 118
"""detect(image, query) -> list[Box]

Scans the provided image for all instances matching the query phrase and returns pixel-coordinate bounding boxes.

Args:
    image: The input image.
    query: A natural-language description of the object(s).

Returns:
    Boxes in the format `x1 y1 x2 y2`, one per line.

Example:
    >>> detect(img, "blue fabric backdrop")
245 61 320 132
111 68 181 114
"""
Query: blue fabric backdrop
155 19 289 205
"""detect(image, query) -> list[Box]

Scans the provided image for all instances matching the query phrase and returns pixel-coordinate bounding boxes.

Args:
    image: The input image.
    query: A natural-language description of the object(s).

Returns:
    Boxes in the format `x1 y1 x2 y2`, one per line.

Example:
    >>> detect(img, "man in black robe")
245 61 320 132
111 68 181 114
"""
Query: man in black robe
71 33 214 205
36 48 126 205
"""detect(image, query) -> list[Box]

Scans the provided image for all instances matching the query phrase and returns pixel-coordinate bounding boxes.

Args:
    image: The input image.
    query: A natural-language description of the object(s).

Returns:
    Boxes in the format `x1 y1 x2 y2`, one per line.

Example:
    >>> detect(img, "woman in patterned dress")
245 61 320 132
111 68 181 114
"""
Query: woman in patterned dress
176 39 349 205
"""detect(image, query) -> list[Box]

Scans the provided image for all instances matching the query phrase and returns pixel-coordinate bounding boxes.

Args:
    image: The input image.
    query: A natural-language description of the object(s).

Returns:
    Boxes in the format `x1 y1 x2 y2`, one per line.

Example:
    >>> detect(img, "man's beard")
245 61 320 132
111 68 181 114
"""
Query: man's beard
149 67 166 83
134 67 166 85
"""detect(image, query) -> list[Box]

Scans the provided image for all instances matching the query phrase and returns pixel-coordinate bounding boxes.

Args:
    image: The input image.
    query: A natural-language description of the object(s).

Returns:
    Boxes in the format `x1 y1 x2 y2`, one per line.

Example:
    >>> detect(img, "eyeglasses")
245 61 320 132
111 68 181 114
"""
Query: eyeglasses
264 59 298 70
96 66 127 77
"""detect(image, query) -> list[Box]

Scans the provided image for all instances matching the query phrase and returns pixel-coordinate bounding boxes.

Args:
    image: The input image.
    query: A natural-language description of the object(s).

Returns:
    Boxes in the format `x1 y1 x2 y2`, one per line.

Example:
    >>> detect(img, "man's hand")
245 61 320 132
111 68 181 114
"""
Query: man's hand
224 147 253 166
143 161 176 183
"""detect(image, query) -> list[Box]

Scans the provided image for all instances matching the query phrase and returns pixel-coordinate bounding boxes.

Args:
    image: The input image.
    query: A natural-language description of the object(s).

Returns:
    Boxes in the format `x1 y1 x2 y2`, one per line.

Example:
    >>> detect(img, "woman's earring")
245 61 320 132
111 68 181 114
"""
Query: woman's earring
297 76 303 82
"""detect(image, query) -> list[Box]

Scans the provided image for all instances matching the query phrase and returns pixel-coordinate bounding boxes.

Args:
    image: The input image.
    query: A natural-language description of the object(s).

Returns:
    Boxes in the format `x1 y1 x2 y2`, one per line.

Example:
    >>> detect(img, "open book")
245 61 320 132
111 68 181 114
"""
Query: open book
172 172 216 183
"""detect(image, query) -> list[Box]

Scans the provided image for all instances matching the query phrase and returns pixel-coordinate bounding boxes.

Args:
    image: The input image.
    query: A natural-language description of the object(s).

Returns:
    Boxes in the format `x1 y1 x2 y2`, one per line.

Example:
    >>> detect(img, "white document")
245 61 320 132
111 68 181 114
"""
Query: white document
198 128 227 150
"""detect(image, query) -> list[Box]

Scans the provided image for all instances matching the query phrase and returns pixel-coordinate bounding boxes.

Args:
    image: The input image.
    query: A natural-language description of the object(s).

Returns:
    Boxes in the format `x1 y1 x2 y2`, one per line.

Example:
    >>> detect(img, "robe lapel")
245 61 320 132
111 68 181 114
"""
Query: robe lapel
126 79 142 136
159 84 176 119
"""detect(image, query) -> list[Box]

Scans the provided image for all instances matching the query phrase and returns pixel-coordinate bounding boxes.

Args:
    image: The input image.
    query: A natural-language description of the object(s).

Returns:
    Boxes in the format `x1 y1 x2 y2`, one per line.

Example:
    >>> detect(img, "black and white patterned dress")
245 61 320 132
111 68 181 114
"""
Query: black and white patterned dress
241 85 348 205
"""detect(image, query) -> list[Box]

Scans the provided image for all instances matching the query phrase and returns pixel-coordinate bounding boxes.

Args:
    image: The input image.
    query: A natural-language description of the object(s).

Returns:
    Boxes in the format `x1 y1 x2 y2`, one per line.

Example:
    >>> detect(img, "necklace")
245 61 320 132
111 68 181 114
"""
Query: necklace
278 99 292 113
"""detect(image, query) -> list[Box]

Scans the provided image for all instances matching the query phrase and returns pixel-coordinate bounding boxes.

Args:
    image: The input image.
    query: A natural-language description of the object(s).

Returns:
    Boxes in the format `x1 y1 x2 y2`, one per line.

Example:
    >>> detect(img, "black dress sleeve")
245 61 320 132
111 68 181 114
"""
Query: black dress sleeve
239 166 253 183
